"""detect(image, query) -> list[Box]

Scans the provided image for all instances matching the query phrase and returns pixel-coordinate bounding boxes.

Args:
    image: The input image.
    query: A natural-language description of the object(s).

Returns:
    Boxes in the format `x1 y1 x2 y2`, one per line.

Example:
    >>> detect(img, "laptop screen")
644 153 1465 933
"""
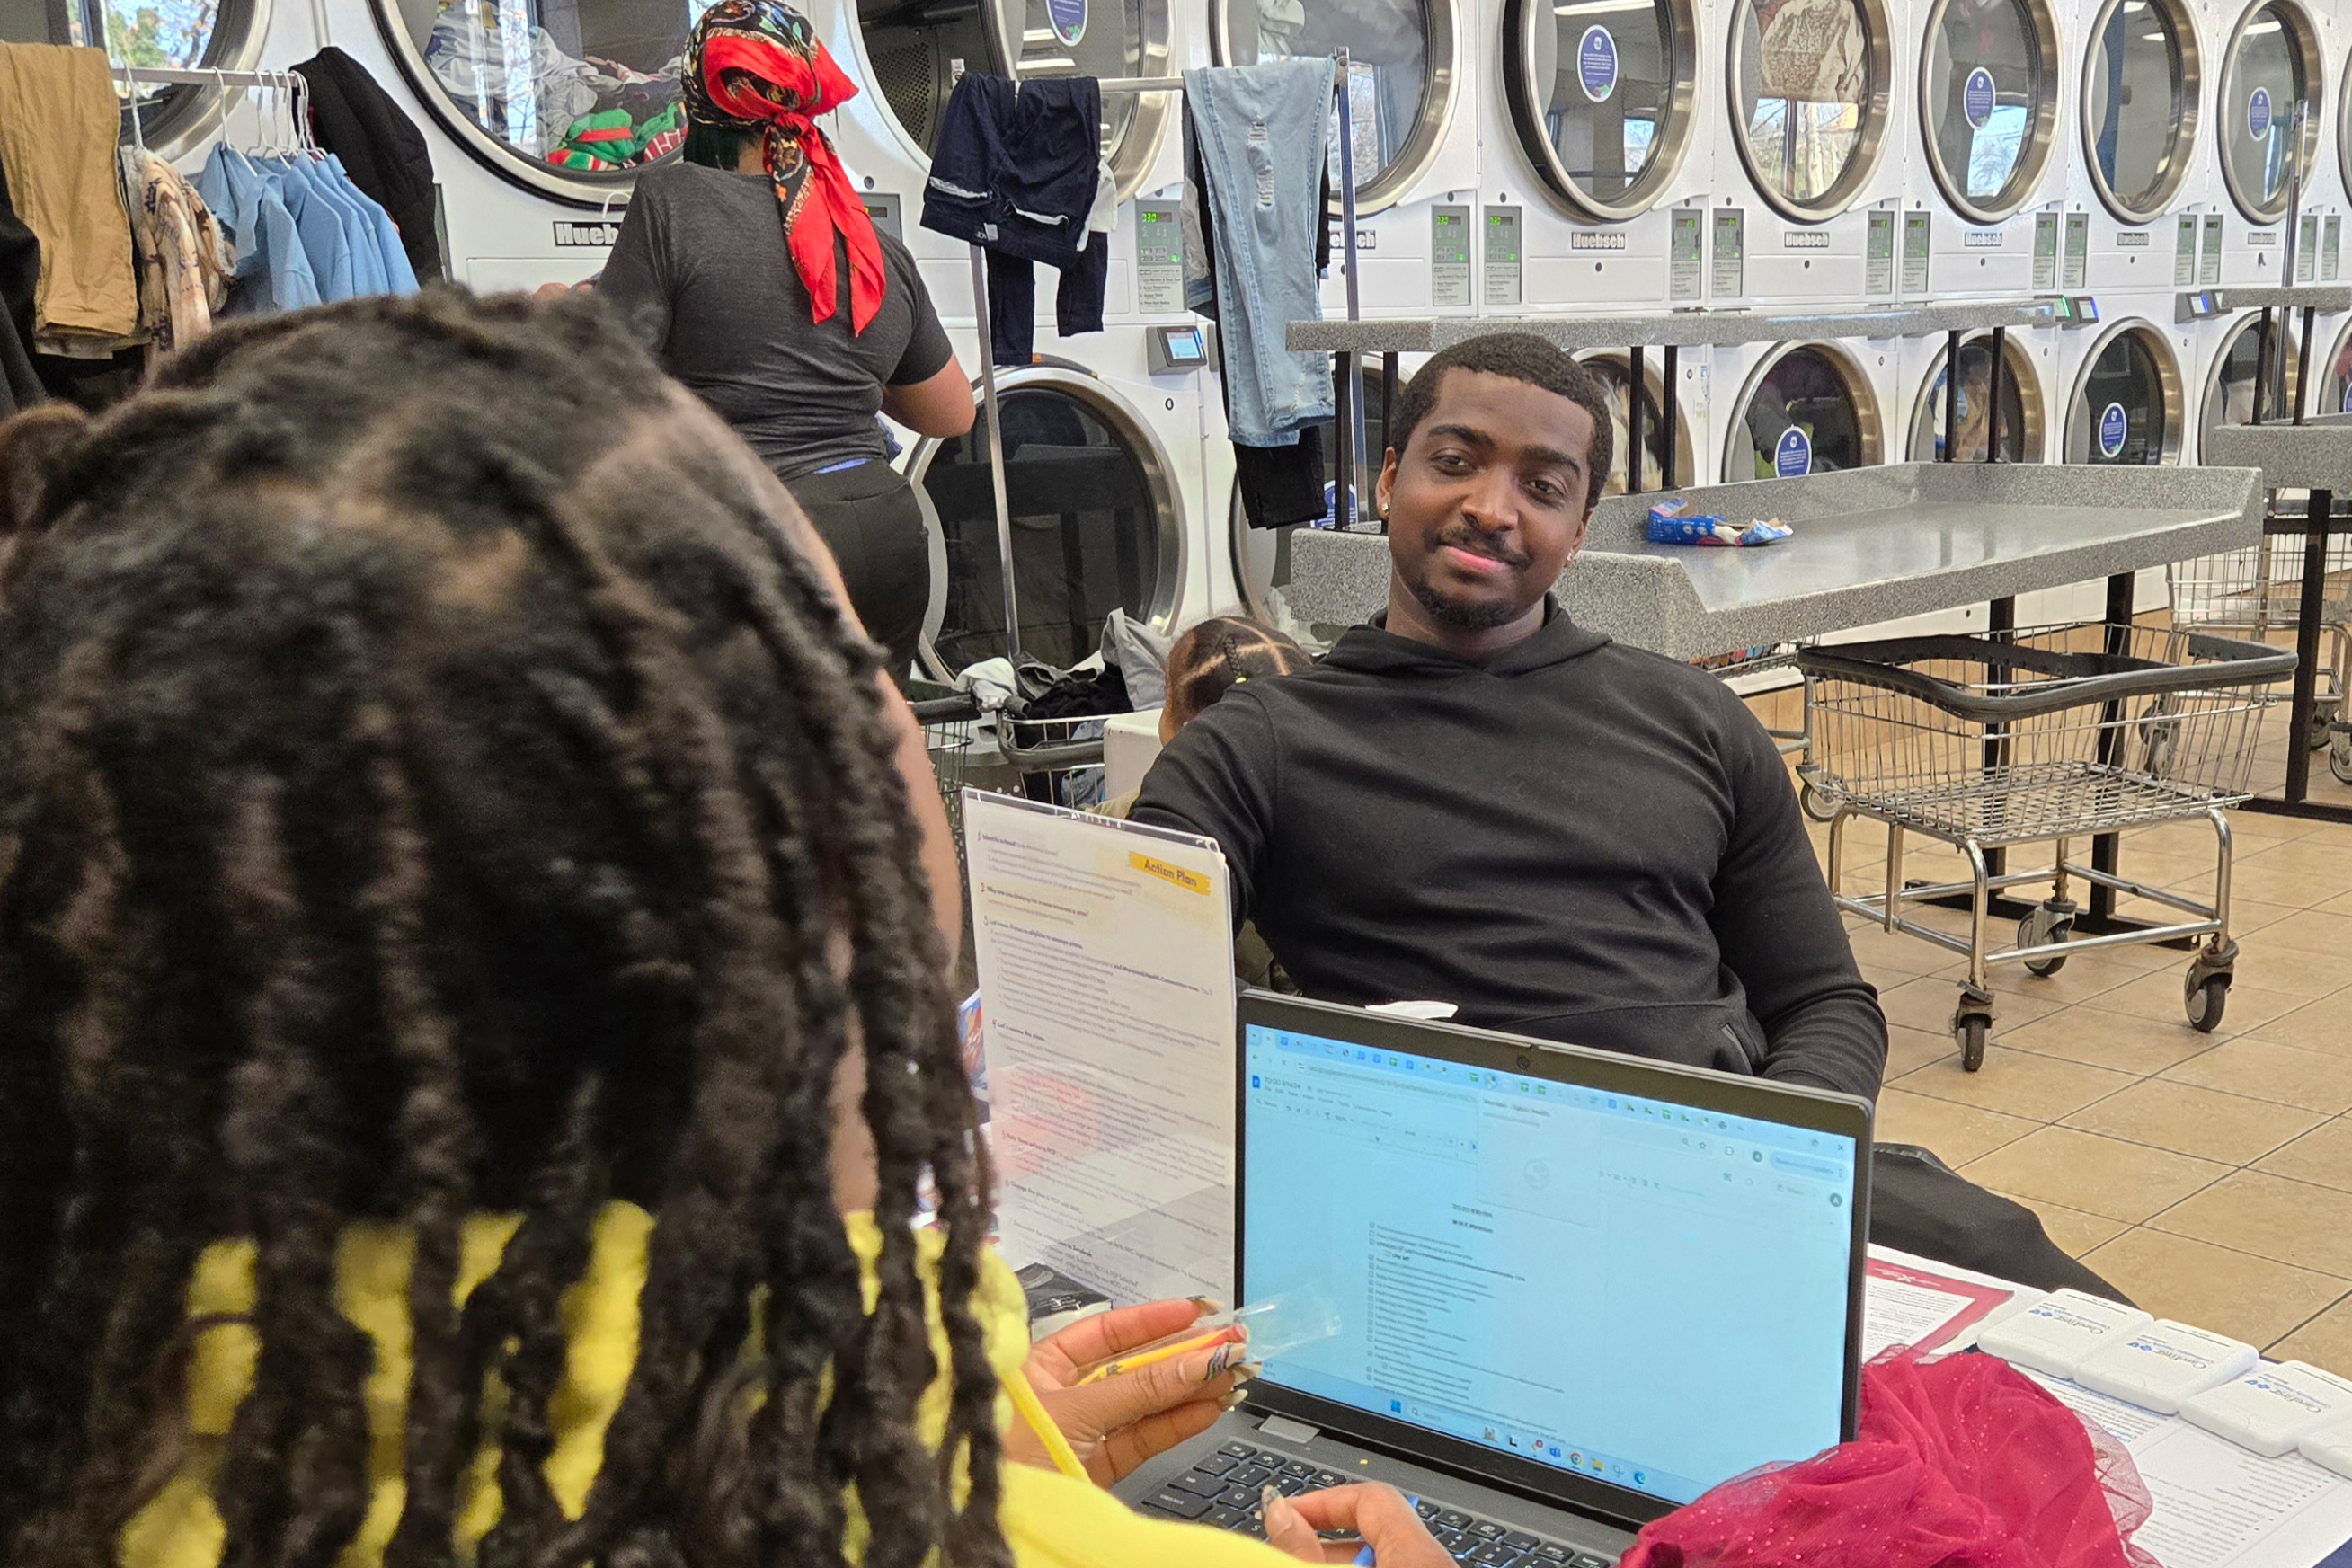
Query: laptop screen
1239 1019 1859 1510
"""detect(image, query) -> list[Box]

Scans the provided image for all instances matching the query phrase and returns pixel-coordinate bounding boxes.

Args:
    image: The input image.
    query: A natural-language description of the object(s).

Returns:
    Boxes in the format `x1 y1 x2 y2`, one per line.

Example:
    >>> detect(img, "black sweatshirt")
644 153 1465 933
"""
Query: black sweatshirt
1131 607 1887 1102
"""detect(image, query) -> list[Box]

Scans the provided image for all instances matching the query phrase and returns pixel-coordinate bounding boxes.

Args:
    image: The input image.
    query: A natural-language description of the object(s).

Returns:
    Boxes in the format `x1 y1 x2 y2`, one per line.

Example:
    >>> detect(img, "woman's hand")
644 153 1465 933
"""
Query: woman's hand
1263 1484 1453 1567
1006 1299 1256 1485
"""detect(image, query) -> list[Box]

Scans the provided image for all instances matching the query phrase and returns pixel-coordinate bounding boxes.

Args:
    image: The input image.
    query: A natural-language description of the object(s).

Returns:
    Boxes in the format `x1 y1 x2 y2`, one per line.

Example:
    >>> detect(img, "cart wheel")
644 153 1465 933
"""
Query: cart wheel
1957 1015 1990 1072
2018 908 2073 978
2331 738 2352 786
2310 710 2339 752
2185 972 2230 1033
1799 783 1839 823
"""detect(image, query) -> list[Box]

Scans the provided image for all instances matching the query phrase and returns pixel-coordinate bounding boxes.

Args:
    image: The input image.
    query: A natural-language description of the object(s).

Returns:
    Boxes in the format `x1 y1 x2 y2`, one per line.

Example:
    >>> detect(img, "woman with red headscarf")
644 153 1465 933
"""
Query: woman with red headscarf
593 0 973 680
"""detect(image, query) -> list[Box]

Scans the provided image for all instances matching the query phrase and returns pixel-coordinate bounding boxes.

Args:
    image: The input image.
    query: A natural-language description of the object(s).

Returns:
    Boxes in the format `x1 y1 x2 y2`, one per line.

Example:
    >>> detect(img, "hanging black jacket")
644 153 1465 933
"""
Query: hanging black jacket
292 47 443 284
0 144 41 412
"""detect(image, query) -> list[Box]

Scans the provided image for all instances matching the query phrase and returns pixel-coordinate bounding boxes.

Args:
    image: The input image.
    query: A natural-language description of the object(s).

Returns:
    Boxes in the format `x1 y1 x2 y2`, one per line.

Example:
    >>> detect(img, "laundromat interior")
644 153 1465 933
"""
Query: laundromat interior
21 0 2352 1420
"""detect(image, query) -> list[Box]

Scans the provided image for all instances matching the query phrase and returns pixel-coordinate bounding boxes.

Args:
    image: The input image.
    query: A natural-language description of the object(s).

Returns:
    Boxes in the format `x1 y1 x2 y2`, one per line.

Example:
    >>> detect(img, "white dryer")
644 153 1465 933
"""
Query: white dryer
821 0 1185 325
1712 337 1896 481
1712 0 1908 307
1209 0 1480 319
1912 0 2071 299
1478 0 1713 315
903 322 1211 677
2072 0 2214 295
1895 324 2057 461
2209 0 2323 288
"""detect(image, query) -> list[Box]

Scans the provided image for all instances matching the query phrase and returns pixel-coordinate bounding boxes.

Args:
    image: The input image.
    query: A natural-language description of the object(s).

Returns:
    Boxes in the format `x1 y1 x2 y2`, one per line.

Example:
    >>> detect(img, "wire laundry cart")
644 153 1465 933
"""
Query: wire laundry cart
2168 526 2352 785
1801 625 2296 1070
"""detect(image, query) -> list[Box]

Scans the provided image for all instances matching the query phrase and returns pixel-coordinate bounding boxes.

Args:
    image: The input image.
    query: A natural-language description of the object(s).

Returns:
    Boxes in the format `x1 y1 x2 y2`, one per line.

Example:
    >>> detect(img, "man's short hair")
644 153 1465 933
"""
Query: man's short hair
1387 334 1616 513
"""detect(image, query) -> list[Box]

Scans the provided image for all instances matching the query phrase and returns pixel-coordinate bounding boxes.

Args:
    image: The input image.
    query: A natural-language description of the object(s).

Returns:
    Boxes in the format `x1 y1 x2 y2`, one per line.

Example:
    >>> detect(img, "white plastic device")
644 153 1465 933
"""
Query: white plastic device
2074 1319 2259 1415
2183 1360 2352 1457
1975 1289 2154 1379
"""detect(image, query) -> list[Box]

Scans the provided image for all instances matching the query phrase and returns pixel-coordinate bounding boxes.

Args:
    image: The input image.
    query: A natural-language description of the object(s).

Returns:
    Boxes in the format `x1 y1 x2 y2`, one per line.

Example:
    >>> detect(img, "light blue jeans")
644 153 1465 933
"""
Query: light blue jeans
1185 59 1337 446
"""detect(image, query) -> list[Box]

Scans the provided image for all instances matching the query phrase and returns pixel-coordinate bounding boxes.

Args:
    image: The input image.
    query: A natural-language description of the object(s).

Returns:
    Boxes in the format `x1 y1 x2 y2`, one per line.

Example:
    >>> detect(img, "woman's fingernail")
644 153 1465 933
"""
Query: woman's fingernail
1231 1360 1263 1385
1220 1386 1249 1410
1190 1295 1226 1316
1258 1484 1285 1519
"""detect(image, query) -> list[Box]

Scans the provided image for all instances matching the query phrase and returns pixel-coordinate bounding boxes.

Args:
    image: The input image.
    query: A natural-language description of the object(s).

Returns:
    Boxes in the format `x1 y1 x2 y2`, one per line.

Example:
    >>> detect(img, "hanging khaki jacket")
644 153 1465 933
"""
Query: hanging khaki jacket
0 43 140 340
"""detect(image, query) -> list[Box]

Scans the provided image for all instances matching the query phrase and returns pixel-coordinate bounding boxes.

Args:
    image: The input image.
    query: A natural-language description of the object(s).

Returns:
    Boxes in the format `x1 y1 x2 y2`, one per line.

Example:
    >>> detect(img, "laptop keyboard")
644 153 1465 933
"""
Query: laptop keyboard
1135 1440 1620 1567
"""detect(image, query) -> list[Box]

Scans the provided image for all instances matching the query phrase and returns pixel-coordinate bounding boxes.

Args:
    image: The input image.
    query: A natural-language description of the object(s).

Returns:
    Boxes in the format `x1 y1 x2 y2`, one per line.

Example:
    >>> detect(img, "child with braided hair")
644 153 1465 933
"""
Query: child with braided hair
0 294 1448 1568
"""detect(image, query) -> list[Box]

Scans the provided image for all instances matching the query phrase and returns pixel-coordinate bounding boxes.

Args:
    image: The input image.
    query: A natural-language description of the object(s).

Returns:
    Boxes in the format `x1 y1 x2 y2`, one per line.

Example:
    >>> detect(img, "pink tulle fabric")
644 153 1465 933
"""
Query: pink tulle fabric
1619 1353 2160 1568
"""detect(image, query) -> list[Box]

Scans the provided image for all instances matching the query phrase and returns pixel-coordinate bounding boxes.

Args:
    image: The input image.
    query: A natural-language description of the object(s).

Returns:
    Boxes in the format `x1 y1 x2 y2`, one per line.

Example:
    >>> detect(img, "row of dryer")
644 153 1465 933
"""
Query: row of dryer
69 0 2352 669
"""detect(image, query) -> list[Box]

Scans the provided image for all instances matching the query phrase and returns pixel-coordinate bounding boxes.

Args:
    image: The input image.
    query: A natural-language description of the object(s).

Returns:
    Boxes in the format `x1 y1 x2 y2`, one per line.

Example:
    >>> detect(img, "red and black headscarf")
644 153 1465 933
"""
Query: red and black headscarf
683 0 886 333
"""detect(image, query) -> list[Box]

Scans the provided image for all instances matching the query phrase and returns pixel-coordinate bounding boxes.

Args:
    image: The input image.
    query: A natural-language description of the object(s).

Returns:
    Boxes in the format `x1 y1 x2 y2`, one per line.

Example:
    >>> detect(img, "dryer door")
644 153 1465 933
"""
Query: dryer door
2214 0 2321 225
1212 0 1459 214
1725 343 1885 480
912 367 1184 675
2200 311 2303 445
859 0 1173 199
2321 318 2352 418
2081 0 2201 222
1578 350 1698 492
375 0 703 203
2064 321 2183 463
1918 0 2060 224
1908 333 2043 462
1726 0 1894 220
1504 0 1699 221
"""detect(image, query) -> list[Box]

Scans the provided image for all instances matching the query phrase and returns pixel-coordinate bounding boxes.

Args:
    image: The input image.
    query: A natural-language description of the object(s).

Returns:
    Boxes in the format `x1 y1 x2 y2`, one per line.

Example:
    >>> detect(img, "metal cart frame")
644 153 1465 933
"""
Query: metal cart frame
1805 625 2295 1069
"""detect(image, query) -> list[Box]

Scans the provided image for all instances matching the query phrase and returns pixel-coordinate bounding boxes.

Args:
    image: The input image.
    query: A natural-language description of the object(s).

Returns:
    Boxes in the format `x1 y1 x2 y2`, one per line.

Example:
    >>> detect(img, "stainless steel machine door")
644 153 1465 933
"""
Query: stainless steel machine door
1918 0 2059 224
2064 321 2183 463
1908 333 2044 461
1726 0 1894 220
2200 311 2303 445
1212 0 1460 215
2081 0 2200 221
1503 0 1699 221
2214 0 2321 225
910 366 1184 674
1724 343 1885 479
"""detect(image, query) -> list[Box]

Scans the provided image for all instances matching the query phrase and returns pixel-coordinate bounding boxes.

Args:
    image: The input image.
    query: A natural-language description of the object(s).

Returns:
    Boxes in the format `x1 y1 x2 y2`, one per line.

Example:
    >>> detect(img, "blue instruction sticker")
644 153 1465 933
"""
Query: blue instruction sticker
1578 25 1619 102
1963 67 1996 130
1774 425 1812 478
2341 381 2352 414
2249 85 2272 140
1046 0 1086 47
2098 402 2129 457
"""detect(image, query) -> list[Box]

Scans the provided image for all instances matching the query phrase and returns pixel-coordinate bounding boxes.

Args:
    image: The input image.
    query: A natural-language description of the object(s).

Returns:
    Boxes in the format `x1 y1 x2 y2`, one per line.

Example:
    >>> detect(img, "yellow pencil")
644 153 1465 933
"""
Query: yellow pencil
1074 1325 1246 1386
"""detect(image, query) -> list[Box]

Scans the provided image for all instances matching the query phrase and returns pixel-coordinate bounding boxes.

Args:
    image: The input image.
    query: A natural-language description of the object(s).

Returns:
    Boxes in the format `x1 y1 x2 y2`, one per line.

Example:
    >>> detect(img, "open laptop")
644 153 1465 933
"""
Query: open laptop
1114 993 1873 1565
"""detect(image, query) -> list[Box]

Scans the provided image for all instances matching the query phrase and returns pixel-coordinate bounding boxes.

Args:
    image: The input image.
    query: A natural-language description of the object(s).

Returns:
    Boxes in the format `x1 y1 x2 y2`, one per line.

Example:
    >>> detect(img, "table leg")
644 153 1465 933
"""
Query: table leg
2284 489 2334 807
2090 571 2138 923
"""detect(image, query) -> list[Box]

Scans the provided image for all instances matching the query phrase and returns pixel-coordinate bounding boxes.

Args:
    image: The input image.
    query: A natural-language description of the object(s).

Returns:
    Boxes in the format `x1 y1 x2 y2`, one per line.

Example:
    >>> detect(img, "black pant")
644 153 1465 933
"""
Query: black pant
784 461 931 681
1871 1143 2131 1302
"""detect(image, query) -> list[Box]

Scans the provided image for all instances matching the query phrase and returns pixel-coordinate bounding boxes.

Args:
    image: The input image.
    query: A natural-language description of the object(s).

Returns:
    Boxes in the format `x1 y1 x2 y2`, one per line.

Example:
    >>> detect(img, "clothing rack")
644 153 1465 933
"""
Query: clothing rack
115 65 308 152
959 53 1362 669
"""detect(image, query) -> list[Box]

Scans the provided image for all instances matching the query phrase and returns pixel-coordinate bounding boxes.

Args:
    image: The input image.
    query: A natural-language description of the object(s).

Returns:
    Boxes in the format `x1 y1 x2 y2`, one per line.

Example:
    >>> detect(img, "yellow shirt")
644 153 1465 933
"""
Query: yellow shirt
120 1208 1294 1568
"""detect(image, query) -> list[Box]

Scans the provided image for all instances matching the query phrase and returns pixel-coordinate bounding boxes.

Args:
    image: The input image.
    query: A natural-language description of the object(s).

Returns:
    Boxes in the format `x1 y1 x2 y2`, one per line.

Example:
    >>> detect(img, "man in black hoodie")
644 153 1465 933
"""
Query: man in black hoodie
1133 333 2117 1292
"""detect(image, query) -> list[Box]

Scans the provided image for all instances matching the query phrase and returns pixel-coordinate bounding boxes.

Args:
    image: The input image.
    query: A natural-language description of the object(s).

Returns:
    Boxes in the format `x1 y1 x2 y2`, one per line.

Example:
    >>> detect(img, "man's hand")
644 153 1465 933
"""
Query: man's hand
1006 1299 1255 1485
1264 1484 1452 1566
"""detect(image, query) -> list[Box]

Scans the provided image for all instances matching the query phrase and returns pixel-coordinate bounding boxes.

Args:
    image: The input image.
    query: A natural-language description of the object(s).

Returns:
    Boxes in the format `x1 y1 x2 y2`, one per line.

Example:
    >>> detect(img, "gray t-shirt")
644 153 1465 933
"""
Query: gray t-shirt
599 161 954 480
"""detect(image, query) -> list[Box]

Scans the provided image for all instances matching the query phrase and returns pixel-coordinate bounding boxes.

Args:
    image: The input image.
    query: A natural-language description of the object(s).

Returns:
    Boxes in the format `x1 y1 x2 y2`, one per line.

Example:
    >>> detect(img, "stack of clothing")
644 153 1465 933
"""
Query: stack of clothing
424 2 687 173
196 136 421 314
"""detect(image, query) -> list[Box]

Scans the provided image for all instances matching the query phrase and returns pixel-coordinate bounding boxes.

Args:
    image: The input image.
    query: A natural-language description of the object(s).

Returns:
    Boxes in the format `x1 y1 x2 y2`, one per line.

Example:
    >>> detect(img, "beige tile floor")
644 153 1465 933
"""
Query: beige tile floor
1747 687 2352 1378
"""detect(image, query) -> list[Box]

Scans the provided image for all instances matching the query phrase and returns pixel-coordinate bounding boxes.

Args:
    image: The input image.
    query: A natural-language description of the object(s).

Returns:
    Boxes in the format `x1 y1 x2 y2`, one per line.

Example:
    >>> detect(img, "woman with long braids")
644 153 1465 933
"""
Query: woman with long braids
581 0 974 681
0 292 1449 1568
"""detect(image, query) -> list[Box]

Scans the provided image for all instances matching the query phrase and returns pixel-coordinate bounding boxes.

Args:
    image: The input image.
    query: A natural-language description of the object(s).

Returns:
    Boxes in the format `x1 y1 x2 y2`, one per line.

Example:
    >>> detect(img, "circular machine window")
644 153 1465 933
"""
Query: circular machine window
377 0 705 201
2081 0 2199 221
2200 312 2303 445
1725 343 1884 482
2214 0 2321 224
4 0 264 153
1503 0 1699 221
2063 321 2182 463
1726 0 1894 221
1578 351 1696 494
859 0 1170 199
1908 333 2043 462
1919 0 2058 224
913 368 1182 675
1229 368 1390 649
1212 0 1458 216
2321 318 2352 419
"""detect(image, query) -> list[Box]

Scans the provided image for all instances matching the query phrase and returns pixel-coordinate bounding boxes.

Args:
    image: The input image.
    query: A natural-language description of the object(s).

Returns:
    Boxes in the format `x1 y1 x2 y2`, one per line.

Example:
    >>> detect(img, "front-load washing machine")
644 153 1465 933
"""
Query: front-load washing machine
1715 338 1895 481
2192 303 2303 455
1714 0 1906 306
2055 304 2189 461
1481 0 1712 314
1211 0 1479 318
823 0 1185 323
361 0 701 288
2312 309 2352 415
2073 0 2211 294
2210 0 2323 287
1913 0 2069 297
904 322 1210 677
1896 325 2056 461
